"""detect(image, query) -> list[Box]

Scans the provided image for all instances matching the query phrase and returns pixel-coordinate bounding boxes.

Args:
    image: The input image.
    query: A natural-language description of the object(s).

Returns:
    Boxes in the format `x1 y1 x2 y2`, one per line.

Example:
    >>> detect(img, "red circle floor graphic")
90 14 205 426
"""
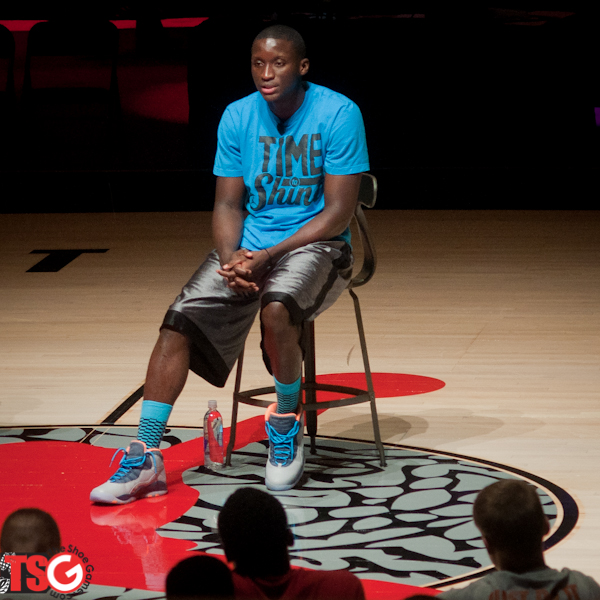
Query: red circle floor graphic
315 372 446 399
0 373 576 600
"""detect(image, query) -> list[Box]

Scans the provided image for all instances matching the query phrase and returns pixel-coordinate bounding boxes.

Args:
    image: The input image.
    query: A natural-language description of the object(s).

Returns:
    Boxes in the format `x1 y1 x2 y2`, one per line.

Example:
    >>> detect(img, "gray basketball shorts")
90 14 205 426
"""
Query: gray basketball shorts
161 241 353 387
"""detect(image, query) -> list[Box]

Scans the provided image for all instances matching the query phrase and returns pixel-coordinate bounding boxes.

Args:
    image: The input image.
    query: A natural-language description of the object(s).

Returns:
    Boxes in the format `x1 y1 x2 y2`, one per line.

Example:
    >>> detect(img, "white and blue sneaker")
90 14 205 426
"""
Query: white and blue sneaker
265 404 305 491
90 440 167 504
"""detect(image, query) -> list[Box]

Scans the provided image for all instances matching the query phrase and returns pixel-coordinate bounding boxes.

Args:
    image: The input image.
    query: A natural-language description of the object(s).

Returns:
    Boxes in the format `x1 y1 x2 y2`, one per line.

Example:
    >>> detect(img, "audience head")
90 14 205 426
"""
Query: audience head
218 487 293 577
166 555 234 600
0 508 61 555
473 479 549 559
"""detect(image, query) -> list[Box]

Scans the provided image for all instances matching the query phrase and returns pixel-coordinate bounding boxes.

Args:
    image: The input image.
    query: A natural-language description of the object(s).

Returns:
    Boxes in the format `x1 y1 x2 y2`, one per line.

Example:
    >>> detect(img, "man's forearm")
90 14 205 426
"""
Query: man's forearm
266 173 361 261
212 202 245 266
267 207 352 262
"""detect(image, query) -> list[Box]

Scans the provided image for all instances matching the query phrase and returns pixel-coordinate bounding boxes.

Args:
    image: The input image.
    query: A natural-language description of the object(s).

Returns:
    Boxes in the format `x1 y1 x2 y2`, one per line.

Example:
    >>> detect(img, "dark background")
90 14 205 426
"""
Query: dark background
1 4 598 212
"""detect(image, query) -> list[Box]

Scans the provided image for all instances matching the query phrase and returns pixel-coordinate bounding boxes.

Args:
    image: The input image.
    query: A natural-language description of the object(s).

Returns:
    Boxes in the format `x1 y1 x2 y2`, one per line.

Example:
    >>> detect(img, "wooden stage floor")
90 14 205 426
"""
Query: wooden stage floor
1 209 598 594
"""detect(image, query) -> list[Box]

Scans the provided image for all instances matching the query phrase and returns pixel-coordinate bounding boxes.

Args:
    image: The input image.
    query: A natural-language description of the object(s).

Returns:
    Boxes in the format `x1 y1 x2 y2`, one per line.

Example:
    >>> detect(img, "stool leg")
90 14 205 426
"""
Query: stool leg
226 347 244 466
350 288 386 467
303 321 318 454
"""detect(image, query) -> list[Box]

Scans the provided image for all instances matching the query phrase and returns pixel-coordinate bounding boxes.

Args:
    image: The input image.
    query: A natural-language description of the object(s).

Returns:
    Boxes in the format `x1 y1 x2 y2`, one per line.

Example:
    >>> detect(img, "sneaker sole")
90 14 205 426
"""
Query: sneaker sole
90 482 168 505
265 476 302 491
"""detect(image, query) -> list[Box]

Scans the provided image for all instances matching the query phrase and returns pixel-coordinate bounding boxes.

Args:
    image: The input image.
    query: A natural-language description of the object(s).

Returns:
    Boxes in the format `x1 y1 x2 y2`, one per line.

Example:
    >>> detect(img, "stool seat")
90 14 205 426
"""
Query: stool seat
225 173 386 467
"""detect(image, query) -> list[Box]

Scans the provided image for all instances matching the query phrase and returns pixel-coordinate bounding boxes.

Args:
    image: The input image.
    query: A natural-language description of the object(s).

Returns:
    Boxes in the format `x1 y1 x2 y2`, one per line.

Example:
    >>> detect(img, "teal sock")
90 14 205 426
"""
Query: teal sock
137 400 173 449
274 376 301 414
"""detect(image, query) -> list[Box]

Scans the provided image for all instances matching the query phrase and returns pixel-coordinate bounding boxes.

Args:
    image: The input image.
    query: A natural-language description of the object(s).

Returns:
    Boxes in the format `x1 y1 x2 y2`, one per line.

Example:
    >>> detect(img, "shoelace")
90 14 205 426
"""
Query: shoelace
109 447 157 482
266 420 300 465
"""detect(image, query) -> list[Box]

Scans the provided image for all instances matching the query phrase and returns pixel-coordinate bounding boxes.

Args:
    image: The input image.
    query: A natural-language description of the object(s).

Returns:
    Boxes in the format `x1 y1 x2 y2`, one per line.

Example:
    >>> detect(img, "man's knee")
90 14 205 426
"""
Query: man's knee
261 302 294 337
157 327 190 354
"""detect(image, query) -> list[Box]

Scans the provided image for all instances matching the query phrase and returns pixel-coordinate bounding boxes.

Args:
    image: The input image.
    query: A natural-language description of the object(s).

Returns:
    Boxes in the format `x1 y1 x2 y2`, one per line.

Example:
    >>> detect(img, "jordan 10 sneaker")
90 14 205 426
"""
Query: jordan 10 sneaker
265 404 305 491
90 440 167 504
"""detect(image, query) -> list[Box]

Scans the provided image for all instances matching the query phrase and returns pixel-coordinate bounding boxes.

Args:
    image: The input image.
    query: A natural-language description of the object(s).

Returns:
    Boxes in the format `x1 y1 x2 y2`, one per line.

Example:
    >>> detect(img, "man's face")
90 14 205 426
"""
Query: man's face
251 37 309 105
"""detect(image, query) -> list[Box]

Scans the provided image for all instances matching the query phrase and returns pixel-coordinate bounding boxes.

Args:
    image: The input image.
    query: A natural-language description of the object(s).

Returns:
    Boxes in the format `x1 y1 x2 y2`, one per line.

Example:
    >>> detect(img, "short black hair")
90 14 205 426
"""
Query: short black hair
218 488 290 577
253 25 306 59
166 555 234 600
1 508 61 555
473 479 547 554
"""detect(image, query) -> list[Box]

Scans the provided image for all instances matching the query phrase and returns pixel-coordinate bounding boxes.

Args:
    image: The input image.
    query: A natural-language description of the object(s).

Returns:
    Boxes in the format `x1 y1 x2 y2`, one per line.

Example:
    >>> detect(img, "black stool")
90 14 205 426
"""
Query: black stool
225 173 386 467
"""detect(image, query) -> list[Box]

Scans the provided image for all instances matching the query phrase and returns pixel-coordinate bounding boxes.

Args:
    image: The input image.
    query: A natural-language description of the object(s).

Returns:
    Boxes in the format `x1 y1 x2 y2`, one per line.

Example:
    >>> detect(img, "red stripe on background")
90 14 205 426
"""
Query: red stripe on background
0 18 208 32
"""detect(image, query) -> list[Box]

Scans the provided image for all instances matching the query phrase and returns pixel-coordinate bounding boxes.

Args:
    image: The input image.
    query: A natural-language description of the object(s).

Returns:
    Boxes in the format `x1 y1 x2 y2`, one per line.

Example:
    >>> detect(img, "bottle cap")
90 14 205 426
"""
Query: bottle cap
208 400 217 409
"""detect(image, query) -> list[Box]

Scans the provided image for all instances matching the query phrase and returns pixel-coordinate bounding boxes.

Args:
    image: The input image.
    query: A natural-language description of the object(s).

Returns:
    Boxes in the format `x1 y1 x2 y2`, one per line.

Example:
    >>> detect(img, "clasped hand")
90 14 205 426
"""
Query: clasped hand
217 248 272 295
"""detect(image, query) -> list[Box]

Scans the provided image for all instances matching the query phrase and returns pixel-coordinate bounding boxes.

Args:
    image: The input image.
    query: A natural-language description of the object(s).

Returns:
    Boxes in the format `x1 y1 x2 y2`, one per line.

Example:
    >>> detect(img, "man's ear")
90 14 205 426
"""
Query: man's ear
300 58 309 77
286 529 294 547
543 516 550 538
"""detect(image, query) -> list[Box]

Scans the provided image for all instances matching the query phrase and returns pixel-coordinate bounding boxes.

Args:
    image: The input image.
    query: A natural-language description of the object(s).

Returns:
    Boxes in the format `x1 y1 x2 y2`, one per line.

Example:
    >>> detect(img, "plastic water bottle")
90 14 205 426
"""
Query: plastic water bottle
203 400 224 470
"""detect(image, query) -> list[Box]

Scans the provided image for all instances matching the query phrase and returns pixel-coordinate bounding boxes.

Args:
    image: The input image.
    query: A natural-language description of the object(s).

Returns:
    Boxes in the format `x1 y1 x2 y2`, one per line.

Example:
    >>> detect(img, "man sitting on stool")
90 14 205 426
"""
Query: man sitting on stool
90 23 368 503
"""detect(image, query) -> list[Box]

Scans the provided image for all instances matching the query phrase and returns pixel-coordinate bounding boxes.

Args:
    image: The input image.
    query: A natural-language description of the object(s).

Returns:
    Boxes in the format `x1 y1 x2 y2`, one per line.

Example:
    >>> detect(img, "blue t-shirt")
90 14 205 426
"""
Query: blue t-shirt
213 82 370 251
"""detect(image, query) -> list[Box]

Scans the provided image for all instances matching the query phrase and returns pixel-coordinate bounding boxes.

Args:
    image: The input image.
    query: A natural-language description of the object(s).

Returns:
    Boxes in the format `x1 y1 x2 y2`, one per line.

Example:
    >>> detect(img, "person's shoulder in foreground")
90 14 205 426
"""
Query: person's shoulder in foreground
439 567 600 600
232 567 365 600
166 554 234 600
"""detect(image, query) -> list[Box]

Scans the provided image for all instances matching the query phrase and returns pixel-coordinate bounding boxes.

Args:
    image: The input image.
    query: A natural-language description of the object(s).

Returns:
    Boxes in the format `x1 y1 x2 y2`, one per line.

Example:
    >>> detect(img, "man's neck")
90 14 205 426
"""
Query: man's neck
493 550 547 574
270 83 307 121
237 557 290 579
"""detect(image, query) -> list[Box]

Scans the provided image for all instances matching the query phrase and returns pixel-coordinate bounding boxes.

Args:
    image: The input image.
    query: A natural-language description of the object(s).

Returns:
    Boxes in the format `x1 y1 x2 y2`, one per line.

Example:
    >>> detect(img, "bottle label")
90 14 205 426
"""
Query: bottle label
204 411 224 467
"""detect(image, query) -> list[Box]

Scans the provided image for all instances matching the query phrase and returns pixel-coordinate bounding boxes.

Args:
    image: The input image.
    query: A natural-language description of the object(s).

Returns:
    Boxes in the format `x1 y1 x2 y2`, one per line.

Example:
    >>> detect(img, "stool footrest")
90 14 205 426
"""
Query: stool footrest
234 383 373 411
304 393 371 410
